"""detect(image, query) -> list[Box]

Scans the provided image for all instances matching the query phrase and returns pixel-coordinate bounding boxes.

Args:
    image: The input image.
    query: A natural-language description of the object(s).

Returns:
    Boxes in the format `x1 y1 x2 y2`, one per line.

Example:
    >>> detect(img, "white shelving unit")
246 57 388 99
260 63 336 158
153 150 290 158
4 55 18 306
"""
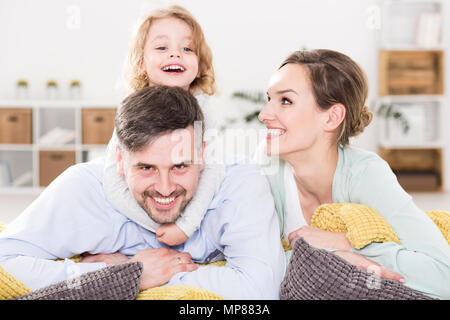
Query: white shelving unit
376 0 445 192
0 99 117 193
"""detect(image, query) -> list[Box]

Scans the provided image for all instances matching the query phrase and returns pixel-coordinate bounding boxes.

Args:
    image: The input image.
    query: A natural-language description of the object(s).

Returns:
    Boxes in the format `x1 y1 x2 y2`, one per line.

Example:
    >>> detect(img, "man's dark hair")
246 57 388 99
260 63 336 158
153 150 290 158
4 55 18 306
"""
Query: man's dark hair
115 85 205 152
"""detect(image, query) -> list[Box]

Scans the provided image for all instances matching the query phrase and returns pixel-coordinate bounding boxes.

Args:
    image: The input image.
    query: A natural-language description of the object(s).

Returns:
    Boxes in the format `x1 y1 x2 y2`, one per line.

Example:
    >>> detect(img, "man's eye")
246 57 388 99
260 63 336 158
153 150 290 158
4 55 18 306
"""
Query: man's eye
281 97 292 105
173 164 186 170
141 166 154 171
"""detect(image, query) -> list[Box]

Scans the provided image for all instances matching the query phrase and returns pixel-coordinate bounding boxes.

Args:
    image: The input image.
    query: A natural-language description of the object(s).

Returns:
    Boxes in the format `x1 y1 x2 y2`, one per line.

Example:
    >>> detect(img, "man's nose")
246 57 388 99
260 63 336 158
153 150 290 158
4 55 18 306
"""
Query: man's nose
155 172 176 196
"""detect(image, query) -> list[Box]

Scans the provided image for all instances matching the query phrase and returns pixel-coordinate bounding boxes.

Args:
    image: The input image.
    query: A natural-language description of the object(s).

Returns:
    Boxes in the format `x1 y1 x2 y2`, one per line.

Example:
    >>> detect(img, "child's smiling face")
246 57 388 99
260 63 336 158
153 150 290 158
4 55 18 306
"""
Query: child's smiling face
143 17 199 91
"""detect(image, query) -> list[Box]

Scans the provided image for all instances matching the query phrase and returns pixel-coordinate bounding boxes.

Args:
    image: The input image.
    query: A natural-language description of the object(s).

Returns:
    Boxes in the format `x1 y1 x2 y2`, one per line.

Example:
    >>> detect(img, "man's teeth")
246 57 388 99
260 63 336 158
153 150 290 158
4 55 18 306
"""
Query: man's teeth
267 129 285 136
153 196 175 204
163 65 185 72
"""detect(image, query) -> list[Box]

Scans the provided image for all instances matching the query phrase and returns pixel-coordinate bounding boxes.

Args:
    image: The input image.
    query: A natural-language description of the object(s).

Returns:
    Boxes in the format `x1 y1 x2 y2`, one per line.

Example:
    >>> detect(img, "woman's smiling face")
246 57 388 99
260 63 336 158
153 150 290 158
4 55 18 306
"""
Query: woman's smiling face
258 63 327 158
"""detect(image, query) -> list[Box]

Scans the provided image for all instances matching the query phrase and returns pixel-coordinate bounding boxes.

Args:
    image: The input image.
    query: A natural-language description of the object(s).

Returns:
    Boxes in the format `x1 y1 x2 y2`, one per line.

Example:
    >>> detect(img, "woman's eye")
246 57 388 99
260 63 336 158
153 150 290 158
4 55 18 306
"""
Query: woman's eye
281 97 292 105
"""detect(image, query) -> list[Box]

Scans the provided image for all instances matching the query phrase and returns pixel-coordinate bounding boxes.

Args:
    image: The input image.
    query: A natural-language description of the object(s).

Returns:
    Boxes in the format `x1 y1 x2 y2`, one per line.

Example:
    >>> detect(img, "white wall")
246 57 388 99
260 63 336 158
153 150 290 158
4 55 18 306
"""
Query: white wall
0 0 448 188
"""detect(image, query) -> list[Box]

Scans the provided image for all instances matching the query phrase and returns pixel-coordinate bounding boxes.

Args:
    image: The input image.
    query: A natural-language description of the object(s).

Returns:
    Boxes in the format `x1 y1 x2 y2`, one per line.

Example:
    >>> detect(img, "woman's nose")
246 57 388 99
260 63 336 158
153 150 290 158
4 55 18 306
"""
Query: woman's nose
258 102 274 123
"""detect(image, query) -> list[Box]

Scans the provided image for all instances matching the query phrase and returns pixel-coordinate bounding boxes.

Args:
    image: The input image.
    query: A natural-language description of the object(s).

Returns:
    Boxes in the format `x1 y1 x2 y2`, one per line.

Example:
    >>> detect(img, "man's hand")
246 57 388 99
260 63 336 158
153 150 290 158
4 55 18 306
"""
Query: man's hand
288 226 352 251
130 248 199 290
333 250 406 283
80 252 129 266
156 223 189 246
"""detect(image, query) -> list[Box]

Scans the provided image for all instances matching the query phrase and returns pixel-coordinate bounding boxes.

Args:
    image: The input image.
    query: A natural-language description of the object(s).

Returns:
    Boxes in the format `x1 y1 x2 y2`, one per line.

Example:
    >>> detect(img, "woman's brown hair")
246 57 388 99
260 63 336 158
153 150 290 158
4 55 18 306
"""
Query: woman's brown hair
280 49 373 145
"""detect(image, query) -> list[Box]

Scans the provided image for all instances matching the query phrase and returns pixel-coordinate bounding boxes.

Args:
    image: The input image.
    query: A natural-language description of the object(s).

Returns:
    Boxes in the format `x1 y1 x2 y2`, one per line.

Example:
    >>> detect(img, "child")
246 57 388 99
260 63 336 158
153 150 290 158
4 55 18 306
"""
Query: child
103 5 225 246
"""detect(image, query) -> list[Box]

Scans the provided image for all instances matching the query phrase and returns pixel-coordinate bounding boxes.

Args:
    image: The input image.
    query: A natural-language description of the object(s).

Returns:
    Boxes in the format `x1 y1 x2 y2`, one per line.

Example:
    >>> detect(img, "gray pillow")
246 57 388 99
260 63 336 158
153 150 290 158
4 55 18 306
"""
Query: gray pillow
15 261 143 300
280 238 434 300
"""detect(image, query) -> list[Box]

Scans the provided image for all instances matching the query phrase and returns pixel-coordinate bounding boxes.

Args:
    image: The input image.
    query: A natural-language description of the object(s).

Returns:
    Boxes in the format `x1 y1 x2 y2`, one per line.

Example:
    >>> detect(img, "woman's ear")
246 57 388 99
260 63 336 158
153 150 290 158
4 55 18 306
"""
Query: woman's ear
324 103 346 132
115 145 125 176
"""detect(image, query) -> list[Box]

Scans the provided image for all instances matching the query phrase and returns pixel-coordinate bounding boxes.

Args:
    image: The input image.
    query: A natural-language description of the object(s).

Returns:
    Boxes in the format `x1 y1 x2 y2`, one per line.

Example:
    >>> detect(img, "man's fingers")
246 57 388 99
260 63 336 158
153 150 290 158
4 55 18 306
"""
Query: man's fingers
80 254 102 263
176 263 199 273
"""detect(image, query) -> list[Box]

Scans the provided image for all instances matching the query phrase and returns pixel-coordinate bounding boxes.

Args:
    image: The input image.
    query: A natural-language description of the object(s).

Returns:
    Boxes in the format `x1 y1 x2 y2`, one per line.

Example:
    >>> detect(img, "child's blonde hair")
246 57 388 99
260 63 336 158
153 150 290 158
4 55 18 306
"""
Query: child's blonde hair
124 5 216 96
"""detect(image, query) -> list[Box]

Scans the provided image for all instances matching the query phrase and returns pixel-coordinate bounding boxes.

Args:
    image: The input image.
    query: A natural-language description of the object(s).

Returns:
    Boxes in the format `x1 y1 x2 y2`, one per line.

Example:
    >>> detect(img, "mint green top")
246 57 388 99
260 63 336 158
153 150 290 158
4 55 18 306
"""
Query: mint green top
262 145 450 299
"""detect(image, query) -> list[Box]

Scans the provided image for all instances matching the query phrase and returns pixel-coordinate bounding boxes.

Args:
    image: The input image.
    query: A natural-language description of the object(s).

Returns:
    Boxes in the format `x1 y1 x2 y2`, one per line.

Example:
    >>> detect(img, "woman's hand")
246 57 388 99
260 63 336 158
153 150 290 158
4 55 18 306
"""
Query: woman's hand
333 250 406 283
288 226 351 251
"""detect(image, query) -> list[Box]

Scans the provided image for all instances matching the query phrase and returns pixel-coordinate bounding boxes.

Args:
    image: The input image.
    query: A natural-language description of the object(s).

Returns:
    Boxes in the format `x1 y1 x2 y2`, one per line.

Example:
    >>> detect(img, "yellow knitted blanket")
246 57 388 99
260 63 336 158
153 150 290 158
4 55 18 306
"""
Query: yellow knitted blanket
0 204 448 300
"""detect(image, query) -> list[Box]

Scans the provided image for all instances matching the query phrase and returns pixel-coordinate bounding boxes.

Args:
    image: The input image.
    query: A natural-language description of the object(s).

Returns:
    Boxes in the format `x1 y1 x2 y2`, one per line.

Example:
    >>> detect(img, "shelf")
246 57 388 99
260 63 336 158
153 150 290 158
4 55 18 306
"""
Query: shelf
0 144 34 151
0 99 119 108
380 0 442 48
379 45 445 51
0 187 44 195
377 1 445 192
376 95 444 103
0 101 115 191
378 140 444 149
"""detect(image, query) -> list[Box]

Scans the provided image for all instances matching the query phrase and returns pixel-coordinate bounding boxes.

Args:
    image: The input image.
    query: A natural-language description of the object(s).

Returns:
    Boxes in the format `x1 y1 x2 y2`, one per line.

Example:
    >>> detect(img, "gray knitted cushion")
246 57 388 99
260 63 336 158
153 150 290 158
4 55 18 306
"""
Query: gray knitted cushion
280 238 434 300
15 261 143 300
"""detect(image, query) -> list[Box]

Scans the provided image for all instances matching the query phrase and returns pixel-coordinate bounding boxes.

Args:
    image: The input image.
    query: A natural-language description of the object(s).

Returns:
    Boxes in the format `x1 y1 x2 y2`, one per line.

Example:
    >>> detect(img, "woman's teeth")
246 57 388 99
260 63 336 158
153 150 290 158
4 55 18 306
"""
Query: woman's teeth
153 196 175 204
267 129 285 136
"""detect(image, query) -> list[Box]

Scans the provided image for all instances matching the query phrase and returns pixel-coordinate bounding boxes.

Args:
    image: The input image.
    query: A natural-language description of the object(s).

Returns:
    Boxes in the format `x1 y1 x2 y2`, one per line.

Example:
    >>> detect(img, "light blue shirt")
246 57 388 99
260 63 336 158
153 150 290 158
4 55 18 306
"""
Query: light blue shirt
0 158 285 300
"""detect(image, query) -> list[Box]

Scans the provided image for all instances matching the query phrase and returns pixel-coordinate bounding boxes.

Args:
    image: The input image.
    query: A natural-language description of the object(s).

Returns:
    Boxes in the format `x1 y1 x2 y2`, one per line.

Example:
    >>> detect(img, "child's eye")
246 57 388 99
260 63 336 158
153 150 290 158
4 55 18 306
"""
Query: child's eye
156 46 167 50
281 97 292 105
183 47 193 52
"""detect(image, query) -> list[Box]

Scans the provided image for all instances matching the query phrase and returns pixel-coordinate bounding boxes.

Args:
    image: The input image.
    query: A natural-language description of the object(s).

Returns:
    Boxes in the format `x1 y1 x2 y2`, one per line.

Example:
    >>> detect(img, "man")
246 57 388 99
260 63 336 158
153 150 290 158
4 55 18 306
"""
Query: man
0 86 285 299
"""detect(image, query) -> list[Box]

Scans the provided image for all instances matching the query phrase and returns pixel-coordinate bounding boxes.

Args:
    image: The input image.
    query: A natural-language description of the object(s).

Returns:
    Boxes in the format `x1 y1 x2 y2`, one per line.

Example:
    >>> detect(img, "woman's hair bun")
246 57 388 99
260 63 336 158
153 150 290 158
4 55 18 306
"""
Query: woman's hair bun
351 105 373 137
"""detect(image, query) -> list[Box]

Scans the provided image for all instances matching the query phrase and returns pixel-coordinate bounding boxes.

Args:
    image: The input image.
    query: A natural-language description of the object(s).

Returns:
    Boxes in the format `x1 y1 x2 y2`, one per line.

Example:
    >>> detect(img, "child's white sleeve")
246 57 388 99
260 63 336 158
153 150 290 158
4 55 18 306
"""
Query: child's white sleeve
174 95 227 237
102 132 161 232
175 162 226 237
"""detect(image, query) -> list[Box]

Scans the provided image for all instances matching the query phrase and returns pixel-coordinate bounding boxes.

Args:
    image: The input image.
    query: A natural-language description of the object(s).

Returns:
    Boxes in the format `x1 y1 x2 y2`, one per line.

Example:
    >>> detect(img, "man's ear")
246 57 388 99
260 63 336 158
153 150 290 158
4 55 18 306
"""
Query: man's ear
323 103 346 132
115 145 125 176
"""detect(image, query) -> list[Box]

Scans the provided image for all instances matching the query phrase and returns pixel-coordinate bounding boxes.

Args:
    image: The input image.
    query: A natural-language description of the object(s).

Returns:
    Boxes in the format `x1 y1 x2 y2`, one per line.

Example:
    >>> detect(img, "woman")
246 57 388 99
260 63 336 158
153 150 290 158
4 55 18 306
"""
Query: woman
257 49 450 299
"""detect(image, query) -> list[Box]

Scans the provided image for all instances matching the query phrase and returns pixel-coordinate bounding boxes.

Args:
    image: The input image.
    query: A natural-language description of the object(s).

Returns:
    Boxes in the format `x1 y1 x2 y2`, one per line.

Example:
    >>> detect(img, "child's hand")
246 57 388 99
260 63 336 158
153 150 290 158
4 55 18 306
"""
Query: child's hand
156 223 189 246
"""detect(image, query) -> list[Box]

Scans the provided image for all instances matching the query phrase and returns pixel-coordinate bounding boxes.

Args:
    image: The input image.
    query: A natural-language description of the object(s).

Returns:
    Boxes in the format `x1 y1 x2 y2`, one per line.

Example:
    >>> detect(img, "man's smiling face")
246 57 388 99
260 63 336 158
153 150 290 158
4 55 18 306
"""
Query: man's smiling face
116 125 204 224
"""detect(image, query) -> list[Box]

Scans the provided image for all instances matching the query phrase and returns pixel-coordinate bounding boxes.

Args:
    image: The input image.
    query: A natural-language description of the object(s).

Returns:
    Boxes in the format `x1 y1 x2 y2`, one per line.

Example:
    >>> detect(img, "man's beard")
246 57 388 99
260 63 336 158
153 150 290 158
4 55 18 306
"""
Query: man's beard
139 187 190 224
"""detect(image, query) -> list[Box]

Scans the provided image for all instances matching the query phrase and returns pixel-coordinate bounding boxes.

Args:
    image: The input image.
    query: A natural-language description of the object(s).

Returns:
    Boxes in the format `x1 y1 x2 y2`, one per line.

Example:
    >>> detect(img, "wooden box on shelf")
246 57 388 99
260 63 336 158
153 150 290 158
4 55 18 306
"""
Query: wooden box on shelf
378 147 443 192
0 108 32 144
379 50 444 96
39 150 76 187
82 108 116 145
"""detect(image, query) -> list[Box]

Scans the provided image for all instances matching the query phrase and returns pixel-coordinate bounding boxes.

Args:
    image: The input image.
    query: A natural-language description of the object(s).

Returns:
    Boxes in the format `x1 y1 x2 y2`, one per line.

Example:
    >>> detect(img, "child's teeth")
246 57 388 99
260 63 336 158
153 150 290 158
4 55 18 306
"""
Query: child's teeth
163 65 185 71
